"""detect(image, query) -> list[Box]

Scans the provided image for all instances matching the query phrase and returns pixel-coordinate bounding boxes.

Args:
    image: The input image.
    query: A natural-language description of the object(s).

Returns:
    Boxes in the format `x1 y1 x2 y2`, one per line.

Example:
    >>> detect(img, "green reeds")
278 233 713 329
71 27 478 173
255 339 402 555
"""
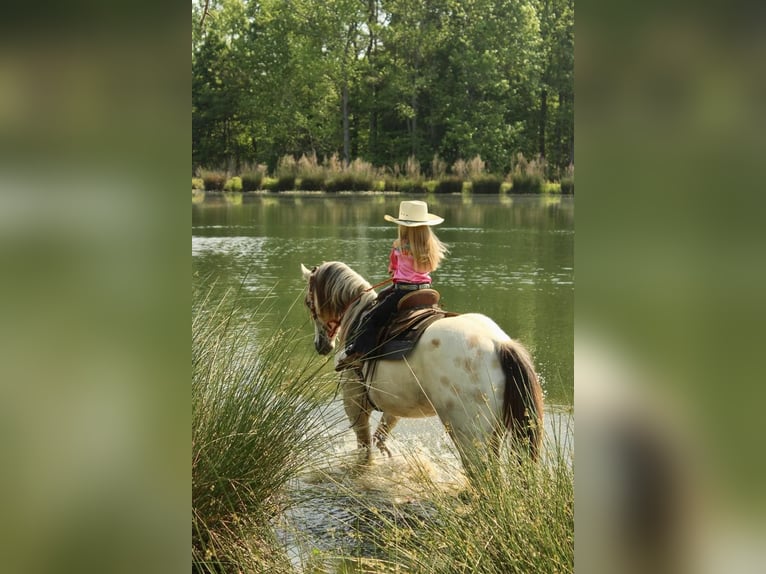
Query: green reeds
385 452 574 573
192 288 333 572
310 419 574 574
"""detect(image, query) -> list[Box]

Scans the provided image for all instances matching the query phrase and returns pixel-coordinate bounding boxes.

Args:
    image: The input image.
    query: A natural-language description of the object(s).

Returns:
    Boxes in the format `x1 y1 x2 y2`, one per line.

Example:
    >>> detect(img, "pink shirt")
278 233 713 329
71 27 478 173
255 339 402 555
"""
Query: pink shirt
389 246 432 284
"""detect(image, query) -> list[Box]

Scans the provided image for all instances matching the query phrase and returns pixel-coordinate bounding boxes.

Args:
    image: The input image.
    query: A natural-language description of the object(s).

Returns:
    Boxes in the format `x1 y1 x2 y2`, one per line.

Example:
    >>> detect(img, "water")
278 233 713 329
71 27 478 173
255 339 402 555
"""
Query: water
192 192 573 404
192 192 574 569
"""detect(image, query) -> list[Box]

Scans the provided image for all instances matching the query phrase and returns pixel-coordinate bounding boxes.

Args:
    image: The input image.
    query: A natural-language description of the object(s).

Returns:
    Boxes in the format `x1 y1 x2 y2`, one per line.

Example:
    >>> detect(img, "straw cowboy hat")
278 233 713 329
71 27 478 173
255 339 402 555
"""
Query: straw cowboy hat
384 200 444 227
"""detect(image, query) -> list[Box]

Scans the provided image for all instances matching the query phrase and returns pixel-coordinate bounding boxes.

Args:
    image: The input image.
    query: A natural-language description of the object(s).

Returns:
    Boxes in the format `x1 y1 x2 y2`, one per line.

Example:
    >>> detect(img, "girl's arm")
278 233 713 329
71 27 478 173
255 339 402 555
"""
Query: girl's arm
388 246 397 275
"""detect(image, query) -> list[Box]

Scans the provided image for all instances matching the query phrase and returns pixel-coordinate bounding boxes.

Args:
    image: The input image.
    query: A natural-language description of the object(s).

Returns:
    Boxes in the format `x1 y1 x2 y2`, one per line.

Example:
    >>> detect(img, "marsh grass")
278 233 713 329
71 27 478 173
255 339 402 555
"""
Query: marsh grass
199 169 227 191
299 415 573 574
375 441 571 573
192 287 336 573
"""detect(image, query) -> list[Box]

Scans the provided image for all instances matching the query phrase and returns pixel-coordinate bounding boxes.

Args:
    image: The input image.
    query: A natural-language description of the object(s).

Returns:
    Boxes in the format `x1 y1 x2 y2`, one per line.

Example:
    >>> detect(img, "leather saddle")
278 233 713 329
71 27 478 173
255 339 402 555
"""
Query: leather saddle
370 289 457 361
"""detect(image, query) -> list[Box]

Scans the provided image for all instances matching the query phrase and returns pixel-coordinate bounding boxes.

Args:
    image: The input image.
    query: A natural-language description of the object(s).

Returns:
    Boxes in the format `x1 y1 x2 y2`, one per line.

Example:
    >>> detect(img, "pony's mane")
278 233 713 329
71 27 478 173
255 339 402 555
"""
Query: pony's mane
314 261 371 319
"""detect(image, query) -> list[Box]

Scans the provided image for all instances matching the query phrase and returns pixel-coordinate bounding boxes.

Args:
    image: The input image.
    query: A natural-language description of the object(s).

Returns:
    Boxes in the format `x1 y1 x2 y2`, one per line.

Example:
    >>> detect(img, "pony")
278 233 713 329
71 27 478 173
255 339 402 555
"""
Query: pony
301 261 543 473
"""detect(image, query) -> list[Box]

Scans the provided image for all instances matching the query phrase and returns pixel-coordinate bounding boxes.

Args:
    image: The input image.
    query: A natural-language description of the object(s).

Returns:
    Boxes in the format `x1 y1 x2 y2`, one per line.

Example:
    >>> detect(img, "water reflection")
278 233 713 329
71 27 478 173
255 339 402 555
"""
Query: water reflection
192 193 573 405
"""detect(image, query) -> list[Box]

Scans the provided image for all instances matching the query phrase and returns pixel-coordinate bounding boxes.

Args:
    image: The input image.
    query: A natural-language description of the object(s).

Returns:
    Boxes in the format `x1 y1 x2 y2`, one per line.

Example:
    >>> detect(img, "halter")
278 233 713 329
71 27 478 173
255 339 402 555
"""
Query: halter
306 266 392 340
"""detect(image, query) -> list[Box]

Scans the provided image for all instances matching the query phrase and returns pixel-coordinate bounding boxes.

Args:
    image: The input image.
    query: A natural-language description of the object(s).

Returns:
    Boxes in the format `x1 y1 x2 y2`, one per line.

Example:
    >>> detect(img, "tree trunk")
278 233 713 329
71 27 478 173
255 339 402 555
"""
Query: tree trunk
342 81 350 165
411 91 417 158
539 88 547 159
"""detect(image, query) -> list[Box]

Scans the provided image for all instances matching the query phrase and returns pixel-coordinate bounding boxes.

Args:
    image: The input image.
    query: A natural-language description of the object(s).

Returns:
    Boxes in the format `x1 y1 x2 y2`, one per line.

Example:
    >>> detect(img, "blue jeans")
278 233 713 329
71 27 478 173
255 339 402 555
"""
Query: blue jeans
348 285 406 356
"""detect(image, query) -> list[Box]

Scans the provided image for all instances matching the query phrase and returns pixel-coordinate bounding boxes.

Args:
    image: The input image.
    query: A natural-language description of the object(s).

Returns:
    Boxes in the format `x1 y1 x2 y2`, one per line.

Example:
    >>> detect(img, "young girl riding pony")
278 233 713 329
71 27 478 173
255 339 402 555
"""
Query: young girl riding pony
336 200 448 371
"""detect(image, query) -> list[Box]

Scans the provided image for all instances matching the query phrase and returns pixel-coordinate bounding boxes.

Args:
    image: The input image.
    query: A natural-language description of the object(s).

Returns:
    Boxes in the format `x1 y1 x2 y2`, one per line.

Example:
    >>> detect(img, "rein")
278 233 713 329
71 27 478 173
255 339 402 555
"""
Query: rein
309 269 392 340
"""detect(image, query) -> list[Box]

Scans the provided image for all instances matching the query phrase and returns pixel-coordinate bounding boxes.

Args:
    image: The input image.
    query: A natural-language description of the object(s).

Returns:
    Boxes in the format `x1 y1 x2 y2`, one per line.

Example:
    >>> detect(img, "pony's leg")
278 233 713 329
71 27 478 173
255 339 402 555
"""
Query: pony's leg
450 425 497 482
373 413 400 458
342 372 372 465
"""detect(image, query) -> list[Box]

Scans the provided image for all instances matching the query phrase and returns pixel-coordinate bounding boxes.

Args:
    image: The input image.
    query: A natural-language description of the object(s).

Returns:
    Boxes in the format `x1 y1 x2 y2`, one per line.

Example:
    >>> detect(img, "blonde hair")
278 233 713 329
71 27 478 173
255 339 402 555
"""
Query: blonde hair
397 225 448 272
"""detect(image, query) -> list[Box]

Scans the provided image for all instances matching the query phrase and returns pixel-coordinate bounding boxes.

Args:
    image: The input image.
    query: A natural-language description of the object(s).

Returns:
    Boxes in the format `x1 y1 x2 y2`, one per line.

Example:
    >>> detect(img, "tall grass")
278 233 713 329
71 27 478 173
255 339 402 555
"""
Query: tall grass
384 453 574 573
470 176 503 194
315 421 574 573
199 169 227 191
192 288 333 573
509 153 546 194
434 176 464 194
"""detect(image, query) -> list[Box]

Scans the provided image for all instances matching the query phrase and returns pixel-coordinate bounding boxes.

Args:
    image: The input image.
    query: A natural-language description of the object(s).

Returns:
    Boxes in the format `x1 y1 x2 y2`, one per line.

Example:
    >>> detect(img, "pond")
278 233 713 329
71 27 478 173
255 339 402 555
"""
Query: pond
193 192 574 569
192 192 573 406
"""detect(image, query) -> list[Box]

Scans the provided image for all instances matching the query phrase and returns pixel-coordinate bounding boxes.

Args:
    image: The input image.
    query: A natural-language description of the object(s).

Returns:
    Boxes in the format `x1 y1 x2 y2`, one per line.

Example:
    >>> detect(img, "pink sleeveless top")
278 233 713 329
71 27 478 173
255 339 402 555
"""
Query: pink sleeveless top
389 246 432 284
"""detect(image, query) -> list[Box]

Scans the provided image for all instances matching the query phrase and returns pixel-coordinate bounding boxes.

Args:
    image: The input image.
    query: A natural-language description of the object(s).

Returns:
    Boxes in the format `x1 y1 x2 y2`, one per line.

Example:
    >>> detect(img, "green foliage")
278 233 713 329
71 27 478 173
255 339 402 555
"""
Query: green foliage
383 178 401 192
192 177 204 190
262 177 279 192
199 169 227 191
434 177 464 194
471 176 503 194
192 0 573 174
396 178 428 194
223 176 243 192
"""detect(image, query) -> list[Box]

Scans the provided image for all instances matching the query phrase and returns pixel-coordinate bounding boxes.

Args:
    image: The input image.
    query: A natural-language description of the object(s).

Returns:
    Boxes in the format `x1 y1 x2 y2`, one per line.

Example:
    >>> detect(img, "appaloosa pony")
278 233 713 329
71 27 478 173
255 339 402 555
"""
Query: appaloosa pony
301 262 543 472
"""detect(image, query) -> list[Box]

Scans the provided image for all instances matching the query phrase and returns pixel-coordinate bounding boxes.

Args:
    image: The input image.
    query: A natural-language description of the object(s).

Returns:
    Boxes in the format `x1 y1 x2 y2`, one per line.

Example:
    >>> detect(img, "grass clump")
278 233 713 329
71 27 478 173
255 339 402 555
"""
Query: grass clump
396 178 427 194
509 153 546 194
192 289 331 573
199 169 227 191
275 175 296 192
470 175 503 194
223 176 243 192
192 177 205 190
241 172 263 191
364 446 573 573
298 176 326 191
434 177 464 194
325 174 373 192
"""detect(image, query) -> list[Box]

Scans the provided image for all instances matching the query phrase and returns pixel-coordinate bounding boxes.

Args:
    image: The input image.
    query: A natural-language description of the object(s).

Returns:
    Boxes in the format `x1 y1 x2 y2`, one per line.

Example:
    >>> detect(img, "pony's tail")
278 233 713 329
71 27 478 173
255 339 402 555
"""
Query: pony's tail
496 340 544 461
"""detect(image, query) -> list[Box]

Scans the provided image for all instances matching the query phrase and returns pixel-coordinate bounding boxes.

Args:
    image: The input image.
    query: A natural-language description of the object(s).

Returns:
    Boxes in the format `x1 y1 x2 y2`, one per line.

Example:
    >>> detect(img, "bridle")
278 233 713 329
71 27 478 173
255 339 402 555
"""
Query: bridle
306 266 392 340
306 268 342 338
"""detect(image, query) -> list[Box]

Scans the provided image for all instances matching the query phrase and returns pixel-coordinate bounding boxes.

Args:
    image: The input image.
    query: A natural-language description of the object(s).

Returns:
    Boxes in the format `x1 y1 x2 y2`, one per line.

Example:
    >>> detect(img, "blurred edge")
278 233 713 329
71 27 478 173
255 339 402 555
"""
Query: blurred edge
1 0 766 573
0 4 189 574
577 1 766 573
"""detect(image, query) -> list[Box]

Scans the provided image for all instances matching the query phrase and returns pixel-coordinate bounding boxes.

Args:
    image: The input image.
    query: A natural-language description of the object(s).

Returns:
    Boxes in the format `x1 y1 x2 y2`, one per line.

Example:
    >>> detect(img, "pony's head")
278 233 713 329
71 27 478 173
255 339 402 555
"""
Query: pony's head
301 262 371 355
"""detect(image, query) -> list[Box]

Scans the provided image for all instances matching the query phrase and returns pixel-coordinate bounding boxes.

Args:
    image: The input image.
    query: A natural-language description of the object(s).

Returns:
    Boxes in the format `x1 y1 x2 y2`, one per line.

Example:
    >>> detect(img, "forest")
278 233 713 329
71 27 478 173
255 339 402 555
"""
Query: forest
192 0 573 179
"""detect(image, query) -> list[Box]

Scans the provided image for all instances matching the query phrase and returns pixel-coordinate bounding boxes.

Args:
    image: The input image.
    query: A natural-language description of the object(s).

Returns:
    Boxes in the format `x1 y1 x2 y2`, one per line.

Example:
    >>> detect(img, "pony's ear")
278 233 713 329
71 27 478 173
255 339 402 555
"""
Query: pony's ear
300 264 313 281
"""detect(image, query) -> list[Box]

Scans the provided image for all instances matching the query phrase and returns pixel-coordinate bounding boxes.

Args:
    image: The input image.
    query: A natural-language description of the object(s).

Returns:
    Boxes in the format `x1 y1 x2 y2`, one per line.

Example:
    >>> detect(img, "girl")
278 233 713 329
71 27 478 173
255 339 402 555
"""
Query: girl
336 200 448 371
